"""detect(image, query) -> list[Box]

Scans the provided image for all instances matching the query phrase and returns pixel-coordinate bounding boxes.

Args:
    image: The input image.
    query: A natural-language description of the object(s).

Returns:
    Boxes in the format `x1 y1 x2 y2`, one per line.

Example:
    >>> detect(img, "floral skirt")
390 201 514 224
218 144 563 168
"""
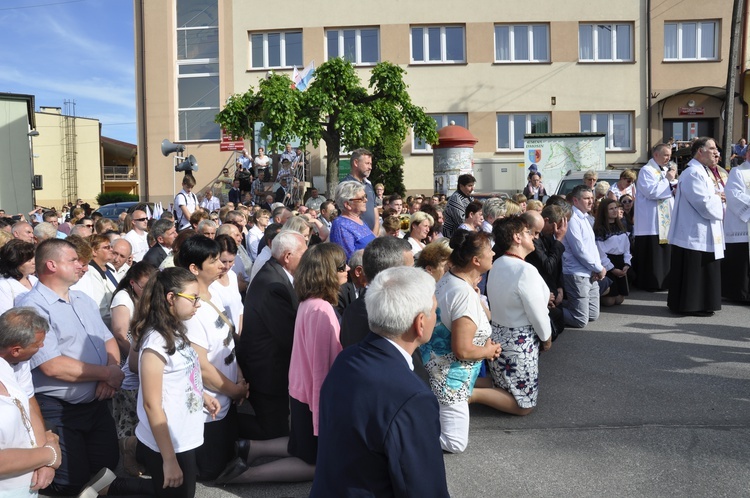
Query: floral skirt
113 388 139 439
487 323 540 409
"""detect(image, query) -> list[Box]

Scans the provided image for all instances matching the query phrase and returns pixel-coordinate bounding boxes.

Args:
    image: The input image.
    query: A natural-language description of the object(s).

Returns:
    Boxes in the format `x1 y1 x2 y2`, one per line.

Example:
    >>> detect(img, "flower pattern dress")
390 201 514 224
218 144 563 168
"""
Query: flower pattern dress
488 324 539 408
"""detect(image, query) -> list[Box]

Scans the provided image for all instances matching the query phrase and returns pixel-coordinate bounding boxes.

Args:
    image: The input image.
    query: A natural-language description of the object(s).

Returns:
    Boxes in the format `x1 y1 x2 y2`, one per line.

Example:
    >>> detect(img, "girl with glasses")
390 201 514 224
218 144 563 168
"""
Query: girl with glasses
131 267 219 497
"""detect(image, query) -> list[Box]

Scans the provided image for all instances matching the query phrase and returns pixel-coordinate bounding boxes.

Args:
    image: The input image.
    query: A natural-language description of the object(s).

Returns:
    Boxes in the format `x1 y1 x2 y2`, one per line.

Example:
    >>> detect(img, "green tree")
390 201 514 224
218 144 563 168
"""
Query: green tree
216 58 438 196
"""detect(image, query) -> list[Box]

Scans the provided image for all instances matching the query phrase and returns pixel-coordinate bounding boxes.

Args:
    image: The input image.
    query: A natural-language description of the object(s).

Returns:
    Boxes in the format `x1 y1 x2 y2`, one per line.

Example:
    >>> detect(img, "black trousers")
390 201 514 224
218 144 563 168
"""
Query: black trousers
136 440 197 497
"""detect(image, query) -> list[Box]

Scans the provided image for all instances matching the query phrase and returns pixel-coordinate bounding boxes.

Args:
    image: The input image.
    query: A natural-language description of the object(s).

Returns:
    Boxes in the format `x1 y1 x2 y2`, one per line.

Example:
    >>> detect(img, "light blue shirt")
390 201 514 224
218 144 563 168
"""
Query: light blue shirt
562 206 604 277
17 282 114 404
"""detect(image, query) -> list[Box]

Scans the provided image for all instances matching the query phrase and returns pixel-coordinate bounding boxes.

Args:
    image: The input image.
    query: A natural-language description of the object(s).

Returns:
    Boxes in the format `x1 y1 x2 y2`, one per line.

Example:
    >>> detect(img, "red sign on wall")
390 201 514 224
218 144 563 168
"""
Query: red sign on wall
220 129 245 152
678 107 704 116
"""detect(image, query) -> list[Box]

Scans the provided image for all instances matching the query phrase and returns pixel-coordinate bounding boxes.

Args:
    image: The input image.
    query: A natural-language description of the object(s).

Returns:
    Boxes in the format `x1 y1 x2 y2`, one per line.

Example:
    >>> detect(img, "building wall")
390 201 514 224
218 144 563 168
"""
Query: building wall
0 96 35 215
137 0 741 200
34 110 103 209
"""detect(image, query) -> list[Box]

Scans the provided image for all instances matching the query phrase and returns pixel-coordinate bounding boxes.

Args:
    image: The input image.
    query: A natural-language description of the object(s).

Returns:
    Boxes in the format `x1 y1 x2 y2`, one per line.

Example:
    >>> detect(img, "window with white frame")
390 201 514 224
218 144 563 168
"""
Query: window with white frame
326 28 380 65
250 31 303 69
413 113 468 152
496 113 550 150
580 112 633 150
664 21 718 61
176 0 220 141
579 23 633 62
411 26 465 63
495 24 549 62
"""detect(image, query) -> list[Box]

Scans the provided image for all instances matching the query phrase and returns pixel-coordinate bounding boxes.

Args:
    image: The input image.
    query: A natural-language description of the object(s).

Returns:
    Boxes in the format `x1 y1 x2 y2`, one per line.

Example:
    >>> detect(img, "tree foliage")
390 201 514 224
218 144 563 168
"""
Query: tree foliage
216 59 438 196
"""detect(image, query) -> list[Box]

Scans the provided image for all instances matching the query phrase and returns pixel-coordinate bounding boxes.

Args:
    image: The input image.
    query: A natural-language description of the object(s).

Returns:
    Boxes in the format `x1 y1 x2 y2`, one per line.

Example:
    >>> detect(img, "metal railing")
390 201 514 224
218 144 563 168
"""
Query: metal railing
103 165 137 180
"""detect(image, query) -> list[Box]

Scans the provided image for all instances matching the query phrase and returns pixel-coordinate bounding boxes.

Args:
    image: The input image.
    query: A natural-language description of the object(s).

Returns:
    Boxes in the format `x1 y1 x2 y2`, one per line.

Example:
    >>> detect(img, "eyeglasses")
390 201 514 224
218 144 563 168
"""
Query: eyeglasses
621 200 633 204
133 217 148 222
83 224 94 228
176 293 201 307
349 196 367 203
337 262 348 272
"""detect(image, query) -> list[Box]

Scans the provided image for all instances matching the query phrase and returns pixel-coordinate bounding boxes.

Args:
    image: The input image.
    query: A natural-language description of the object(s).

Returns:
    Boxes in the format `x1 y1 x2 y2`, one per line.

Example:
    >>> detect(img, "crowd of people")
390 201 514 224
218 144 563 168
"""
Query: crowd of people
0 138 748 497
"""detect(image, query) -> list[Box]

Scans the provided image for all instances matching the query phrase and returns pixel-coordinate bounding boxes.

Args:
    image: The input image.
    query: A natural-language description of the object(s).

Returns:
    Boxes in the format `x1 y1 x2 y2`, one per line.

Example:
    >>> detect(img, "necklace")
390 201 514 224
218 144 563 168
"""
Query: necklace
504 252 524 260
449 270 474 287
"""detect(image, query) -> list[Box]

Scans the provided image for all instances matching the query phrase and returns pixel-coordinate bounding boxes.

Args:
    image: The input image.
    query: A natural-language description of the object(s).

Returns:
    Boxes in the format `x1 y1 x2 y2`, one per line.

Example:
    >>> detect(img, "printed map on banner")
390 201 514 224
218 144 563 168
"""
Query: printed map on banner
524 133 606 194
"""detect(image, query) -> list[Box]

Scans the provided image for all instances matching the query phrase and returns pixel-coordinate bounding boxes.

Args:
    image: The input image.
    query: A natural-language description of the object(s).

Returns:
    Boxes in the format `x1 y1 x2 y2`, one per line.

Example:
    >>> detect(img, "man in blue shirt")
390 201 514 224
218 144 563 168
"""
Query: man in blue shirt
562 185 606 328
17 239 147 495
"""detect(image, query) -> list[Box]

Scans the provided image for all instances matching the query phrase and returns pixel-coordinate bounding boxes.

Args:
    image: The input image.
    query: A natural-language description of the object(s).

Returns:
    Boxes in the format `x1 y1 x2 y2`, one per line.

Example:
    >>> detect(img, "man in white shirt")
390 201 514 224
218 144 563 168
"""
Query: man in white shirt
110 239 132 282
304 188 325 211
200 189 221 212
123 210 149 262
562 185 606 328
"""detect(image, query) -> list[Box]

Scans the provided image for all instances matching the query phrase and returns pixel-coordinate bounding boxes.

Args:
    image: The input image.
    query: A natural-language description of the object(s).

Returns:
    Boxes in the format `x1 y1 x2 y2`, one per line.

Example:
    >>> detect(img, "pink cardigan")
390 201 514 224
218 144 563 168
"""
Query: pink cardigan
288 298 342 435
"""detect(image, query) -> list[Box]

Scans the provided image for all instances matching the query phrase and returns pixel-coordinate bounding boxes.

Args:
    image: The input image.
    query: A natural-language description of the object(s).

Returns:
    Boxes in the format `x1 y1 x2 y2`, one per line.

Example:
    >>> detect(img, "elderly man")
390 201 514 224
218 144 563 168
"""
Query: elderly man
342 148 379 234
443 174 476 238
667 137 725 316
238 230 307 439
562 185 606 328
142 218 177 268
123 209 149 262
33 222 57 243
110 238 132 282
318 200 335 231
633 143 678 291
200 189 220 212
16 239 149 495
311 267 448 498
12 221 35 244
0 307 58 494
279 143 296 164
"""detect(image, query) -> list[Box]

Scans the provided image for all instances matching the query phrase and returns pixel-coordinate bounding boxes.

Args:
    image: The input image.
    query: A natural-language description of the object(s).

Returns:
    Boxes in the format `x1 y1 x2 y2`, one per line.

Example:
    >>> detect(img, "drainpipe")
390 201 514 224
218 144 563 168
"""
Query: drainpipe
646 0 653 157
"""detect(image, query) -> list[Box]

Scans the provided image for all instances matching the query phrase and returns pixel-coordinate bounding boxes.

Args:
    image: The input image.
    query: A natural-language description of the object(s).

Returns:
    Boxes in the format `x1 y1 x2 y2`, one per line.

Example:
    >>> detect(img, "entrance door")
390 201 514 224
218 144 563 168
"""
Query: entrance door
664 119 713 142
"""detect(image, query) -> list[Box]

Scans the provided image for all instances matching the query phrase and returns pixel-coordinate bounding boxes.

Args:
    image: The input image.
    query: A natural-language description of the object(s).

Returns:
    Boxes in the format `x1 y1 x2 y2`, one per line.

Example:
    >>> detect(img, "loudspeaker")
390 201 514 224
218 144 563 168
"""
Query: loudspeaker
161 139 186 157
175 155 199 172
33 175 43 190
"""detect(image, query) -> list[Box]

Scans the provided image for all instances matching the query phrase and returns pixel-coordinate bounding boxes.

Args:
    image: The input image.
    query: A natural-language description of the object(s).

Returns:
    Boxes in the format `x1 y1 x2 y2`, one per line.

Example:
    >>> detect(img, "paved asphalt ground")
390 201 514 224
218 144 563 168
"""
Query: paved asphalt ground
175 289 749 497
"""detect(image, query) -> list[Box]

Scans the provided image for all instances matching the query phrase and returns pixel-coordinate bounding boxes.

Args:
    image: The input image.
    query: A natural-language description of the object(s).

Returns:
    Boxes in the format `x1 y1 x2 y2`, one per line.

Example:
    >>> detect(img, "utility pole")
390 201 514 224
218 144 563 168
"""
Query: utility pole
724 0 745 167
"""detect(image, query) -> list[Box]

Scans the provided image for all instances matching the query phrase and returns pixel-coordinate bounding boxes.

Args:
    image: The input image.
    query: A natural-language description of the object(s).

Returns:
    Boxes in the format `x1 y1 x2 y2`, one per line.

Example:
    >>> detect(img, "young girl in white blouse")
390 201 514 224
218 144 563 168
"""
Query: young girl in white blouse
132 267 219 497
594 198 632 306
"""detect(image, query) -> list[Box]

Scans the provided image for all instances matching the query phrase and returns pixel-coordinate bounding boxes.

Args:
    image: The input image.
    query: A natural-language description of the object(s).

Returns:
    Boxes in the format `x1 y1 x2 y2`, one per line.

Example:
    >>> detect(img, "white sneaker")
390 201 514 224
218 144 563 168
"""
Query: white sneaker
77 468 116 498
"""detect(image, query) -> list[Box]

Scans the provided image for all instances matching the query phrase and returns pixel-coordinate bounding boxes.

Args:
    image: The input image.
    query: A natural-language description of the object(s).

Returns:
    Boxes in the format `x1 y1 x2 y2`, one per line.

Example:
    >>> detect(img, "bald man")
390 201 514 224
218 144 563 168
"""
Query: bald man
12 221 35 244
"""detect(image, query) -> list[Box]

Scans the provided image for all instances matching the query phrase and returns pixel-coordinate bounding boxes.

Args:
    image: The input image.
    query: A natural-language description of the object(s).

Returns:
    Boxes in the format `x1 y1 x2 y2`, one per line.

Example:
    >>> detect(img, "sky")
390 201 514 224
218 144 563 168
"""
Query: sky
0 0 137 144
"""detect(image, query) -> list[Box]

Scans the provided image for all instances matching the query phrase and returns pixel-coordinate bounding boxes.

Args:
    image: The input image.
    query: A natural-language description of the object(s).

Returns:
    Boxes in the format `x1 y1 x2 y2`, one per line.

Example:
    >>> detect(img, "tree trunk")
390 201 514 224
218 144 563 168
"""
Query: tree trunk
325 134 341 198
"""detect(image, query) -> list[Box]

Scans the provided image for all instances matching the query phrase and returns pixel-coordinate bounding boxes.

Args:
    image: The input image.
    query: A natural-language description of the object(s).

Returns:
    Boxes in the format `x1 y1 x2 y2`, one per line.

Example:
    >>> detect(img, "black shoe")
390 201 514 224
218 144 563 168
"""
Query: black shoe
677 310 715 317
215 457 249 485
235 439 251 462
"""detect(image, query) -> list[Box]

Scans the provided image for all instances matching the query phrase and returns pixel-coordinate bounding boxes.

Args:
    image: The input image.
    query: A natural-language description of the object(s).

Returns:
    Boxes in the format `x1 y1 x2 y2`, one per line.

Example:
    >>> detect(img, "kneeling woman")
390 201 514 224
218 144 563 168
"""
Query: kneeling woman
594 198 631 306
133 268 220 497
420 230 502 453
485 218 552 415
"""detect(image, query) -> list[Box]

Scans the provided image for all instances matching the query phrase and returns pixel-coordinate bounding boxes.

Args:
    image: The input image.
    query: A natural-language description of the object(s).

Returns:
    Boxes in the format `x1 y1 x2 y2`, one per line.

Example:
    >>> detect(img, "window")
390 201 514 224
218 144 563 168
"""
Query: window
495 24 549 62
579 23 633 62
413 113 468 152
496 113 550 150
250 31 303 69
580 112 633 150
664 21 718 60
411 26 465 63
326 28 379 65
176 0 220 141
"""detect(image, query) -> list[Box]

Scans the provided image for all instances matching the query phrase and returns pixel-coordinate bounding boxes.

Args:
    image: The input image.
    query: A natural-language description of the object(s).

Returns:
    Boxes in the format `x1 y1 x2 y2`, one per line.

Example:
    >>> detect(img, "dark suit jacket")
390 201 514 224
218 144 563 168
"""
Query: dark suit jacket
340 290 430 385
228 187 242 206
525 234 564 294
238 258 298 396
311 333 449 498
142 244 168 268
335 282 359 316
